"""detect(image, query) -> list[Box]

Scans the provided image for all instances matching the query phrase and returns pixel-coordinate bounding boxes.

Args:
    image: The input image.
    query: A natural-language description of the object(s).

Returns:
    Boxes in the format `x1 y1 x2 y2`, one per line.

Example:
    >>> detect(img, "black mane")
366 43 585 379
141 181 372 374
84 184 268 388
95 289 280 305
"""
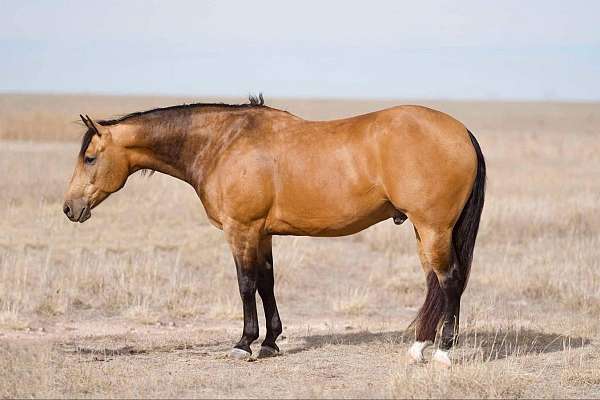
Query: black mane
97 93 265 126
79 94 265 156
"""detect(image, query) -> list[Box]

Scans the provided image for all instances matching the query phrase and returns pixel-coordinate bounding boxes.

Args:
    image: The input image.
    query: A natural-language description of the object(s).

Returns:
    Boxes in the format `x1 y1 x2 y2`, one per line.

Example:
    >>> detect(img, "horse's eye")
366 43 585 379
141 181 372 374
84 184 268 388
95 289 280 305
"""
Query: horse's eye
84 156 96 165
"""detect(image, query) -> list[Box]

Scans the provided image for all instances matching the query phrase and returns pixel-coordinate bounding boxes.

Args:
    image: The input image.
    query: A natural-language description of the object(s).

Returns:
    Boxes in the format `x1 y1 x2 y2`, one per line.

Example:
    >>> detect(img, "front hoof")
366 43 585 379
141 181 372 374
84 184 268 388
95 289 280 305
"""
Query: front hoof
258 345 280 359
432 349 452 368
229 348 252 361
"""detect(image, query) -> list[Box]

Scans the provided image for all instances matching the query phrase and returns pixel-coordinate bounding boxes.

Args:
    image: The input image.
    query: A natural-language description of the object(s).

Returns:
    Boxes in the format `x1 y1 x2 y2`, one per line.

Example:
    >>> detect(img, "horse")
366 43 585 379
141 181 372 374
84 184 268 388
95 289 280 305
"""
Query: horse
63 95 485 366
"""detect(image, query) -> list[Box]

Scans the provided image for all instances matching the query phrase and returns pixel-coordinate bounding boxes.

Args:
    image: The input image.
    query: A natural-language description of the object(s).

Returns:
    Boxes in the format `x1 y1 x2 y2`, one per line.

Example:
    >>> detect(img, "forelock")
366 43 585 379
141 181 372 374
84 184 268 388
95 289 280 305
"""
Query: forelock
79 128 96 157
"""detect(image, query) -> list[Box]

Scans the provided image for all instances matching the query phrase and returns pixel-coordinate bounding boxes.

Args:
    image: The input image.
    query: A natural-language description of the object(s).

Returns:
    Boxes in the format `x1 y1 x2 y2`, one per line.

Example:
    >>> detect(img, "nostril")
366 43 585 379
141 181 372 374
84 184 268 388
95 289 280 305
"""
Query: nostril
63 203 72 217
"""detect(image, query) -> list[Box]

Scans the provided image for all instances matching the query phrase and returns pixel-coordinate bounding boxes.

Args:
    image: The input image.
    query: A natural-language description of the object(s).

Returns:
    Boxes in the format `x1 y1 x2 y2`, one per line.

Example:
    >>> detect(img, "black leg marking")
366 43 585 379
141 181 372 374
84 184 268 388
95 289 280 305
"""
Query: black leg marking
439 265 463 351
257 252 282 352
414 271 446 343
233 259 259 354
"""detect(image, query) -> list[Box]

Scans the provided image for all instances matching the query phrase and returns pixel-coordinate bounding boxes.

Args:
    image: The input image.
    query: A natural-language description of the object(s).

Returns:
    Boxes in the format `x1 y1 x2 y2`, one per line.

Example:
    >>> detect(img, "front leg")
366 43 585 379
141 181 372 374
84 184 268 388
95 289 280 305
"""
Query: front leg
230 258 259 358
256 236 283 358
225 222 262 360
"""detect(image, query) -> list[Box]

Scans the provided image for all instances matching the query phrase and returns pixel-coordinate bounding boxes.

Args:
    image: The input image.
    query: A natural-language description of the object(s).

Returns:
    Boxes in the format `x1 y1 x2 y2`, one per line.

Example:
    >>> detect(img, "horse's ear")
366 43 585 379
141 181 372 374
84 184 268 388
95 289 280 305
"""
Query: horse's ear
84 115 105 137
80 114 91 129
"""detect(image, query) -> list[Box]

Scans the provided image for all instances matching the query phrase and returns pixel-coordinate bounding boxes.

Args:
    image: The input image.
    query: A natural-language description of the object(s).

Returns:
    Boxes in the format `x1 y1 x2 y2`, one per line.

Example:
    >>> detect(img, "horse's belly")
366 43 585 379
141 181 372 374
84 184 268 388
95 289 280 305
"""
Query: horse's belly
267 199 395 237
266 130 395 236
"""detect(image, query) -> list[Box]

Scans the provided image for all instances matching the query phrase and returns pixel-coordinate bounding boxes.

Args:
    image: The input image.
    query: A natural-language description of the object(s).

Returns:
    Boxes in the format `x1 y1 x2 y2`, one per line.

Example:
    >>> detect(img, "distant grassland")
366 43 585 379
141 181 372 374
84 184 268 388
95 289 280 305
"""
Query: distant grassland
1 92 599 142
1 94 600 398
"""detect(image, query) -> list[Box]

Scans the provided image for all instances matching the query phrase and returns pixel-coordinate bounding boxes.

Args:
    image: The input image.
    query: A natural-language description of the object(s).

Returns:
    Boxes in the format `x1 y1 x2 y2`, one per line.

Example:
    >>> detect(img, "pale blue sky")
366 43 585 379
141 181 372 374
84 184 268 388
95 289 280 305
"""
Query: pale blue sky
1 0 599 100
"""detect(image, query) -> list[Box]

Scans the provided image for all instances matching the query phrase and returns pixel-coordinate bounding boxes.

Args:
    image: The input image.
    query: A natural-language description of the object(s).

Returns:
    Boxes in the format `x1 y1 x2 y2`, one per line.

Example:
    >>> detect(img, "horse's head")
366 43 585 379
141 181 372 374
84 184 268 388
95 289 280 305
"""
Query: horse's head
63 115 130 223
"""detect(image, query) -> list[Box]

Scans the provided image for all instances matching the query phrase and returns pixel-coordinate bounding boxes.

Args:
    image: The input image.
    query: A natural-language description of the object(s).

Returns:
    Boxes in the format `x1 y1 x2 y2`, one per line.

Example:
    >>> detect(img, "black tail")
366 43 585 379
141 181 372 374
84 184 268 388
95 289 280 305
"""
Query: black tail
452 130 486 294
412 129 486 341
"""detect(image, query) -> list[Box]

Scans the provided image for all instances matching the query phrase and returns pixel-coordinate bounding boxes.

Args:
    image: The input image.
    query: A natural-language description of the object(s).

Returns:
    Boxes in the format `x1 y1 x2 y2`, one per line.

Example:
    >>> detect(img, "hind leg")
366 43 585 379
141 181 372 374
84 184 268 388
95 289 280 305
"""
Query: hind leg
435 242 463 367
409 226 457 365
408 226 435 362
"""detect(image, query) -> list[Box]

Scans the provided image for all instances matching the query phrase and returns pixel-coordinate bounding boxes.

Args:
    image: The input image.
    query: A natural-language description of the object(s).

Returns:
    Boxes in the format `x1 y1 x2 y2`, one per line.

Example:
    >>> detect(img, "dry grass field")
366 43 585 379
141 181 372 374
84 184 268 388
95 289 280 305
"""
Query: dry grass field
1 93 599 398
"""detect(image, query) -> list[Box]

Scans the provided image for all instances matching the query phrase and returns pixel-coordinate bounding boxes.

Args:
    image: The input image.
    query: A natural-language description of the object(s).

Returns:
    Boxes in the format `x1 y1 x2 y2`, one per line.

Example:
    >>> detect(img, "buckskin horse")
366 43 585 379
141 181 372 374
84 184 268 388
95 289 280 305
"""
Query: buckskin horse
63 95 485 366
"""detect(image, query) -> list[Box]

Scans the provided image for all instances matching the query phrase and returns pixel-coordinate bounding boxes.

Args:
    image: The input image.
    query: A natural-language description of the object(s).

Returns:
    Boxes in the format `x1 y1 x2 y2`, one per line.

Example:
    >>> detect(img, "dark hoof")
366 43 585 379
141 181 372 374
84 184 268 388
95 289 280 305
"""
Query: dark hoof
257 345 280 359
229 348 252 360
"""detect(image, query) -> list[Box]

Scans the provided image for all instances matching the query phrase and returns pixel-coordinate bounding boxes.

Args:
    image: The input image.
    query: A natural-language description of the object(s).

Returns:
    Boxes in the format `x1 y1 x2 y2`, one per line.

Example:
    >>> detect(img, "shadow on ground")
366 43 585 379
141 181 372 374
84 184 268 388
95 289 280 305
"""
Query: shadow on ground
458 328 592 361
58 338 232 359
286 329 411 355
54 326 592 365
287 328 592 362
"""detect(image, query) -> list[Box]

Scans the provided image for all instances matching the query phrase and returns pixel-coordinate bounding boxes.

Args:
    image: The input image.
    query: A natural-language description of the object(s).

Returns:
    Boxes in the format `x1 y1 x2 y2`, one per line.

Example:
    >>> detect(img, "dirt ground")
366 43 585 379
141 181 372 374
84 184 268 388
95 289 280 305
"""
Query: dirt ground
1 95 600 398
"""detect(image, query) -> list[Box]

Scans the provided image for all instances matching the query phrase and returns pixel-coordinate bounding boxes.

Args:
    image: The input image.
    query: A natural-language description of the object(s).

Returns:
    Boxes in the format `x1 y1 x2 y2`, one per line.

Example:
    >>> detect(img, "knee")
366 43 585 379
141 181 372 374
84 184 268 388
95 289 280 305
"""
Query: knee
239 290 256 302
238 277 257 299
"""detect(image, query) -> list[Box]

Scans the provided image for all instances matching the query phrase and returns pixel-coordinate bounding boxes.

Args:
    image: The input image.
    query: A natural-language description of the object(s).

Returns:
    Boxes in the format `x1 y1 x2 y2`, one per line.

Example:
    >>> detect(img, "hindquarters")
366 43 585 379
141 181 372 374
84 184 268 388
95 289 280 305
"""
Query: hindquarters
370 106 485 364
377 106 478 227
408 129 486 363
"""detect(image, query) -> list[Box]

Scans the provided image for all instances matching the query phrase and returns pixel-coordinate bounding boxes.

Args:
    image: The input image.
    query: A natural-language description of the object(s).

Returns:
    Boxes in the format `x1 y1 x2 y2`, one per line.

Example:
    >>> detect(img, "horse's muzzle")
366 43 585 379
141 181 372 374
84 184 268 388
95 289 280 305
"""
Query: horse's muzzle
63 199 91 223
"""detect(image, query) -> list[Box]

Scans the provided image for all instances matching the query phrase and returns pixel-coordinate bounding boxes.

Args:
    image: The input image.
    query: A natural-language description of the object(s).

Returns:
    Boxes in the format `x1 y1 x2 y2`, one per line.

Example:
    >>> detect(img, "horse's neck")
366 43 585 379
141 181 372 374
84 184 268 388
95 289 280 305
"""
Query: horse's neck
123 120 197 184
124 111 246 187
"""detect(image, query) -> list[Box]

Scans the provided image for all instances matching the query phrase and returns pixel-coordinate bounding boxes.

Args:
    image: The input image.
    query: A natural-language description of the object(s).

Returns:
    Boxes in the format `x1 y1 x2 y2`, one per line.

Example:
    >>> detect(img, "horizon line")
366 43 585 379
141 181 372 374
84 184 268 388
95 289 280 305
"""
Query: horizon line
2 90 600 105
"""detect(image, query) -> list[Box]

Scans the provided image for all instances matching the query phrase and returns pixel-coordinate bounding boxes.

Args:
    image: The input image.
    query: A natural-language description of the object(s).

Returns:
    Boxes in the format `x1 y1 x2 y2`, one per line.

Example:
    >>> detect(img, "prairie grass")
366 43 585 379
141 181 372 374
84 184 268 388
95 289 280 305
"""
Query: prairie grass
331 287 370 315
0 94 599 398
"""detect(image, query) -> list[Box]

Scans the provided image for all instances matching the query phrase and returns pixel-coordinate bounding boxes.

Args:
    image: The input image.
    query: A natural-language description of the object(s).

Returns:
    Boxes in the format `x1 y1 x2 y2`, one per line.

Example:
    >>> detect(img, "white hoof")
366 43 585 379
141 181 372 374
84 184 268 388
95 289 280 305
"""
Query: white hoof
432 349 452 367
229 348 252 360
408 341 432 363
257 345 279 359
